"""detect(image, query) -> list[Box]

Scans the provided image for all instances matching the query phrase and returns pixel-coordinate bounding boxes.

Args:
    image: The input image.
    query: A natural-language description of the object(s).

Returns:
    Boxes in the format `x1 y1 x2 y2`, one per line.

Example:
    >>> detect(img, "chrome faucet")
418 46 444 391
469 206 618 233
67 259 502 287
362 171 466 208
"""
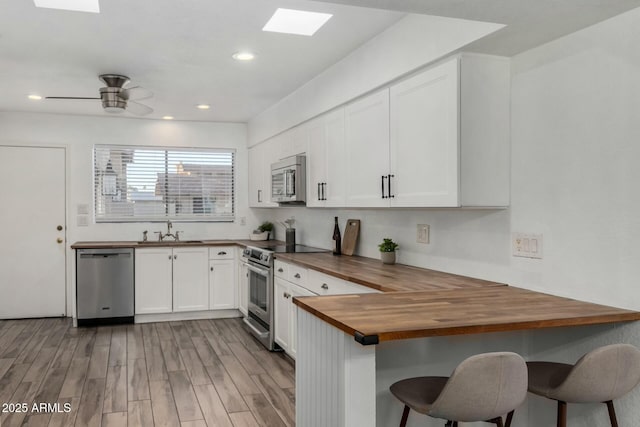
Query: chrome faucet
156 220 180 241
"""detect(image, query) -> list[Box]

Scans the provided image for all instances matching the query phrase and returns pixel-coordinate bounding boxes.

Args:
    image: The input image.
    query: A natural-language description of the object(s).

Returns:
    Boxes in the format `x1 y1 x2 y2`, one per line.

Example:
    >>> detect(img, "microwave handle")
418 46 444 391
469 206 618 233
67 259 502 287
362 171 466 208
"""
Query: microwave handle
285 169 295 197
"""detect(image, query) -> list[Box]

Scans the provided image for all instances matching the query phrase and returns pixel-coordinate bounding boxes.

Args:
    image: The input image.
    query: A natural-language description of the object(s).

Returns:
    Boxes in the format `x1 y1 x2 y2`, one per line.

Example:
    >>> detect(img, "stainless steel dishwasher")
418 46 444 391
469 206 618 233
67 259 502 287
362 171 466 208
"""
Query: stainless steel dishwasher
76 248 134 326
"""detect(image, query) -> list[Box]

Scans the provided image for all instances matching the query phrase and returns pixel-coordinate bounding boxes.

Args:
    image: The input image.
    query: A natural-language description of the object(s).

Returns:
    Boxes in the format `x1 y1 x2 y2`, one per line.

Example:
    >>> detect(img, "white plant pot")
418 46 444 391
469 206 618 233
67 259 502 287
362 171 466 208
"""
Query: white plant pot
250 231 269 241
381 251 396 265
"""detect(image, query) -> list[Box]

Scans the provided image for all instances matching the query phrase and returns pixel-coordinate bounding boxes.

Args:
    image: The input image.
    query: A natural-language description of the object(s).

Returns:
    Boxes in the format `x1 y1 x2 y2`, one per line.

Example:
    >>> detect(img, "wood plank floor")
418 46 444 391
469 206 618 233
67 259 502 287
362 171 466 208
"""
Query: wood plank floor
0 318 295 427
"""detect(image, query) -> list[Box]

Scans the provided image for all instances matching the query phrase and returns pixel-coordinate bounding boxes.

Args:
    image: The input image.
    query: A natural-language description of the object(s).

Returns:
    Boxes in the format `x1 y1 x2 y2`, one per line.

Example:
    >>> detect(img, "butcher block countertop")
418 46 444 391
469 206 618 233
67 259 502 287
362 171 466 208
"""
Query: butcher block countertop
293 285 640 345
277 253 640 344
70 239 282 249
274 252 506 292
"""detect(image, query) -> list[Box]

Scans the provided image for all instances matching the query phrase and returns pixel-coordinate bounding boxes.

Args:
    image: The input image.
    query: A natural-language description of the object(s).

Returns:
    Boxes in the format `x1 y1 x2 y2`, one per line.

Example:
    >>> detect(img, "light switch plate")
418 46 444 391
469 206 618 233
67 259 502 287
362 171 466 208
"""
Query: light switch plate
512 232 543 259
77 204 89 215
77 215 89 227
417 224 430 244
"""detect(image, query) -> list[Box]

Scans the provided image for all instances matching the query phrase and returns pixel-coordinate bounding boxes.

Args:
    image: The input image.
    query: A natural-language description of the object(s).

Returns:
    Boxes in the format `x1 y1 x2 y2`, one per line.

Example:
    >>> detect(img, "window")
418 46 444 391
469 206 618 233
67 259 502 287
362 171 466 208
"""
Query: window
94 145 235 222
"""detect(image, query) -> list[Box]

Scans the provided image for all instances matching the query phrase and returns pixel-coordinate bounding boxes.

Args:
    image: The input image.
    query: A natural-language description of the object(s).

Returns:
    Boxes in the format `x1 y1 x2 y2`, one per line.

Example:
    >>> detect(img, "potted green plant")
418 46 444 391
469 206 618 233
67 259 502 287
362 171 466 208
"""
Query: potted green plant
250 221 274 241
378 238 399 265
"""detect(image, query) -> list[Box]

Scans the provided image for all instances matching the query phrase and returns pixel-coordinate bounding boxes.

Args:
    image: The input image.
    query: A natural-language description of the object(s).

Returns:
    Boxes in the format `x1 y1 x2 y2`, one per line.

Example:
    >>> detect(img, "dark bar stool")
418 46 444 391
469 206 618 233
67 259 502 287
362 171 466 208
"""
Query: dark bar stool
389 352 527 427
527 343 640 427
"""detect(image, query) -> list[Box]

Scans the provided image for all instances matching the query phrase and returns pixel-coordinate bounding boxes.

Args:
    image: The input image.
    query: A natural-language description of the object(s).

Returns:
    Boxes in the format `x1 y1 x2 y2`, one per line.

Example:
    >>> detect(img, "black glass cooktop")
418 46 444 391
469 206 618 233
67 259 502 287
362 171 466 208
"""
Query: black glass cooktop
265 244 328 254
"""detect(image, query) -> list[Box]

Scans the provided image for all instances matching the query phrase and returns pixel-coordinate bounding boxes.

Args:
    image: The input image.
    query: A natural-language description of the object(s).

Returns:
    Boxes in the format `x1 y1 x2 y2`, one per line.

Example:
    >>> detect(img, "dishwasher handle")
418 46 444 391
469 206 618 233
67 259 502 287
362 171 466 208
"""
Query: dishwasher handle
80 252 131 258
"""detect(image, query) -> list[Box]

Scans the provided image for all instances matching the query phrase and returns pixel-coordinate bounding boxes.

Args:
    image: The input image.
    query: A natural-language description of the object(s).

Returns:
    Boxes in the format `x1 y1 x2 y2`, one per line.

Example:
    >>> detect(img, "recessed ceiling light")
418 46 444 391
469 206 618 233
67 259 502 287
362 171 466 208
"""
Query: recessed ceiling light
196 104 211 110
232 52 255 61
263 8 332 36
33 0 100 13
28 94 43 100
162 116 174 120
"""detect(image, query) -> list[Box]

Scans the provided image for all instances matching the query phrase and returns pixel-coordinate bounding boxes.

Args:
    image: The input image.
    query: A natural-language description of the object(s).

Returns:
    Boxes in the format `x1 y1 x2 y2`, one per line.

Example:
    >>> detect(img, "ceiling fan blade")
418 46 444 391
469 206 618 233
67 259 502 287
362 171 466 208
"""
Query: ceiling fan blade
126 101 153 116
120 86 153 101
45 96 100 100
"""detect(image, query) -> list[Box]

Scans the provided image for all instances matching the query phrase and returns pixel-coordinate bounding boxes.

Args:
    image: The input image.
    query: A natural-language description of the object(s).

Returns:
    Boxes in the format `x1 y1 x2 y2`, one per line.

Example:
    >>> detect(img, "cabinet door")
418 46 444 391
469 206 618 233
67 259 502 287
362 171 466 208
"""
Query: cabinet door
273 277 290 351
390 58 460 207
323 108 347 207
209 259 237 310
238 261 248 316
248 144 263 207
173 247 209 312
288 283 315 360
306 116 326 207
345 89 390 207
135 248 173 314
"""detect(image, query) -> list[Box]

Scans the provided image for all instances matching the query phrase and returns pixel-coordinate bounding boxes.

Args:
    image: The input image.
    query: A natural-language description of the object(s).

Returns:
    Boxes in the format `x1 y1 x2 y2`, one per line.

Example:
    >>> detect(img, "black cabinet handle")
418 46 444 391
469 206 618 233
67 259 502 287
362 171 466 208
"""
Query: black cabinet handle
258 189 262 203
322 183 327 201
318 183 321 201
388 174 395 198
381 176 387 199
218 251 227 256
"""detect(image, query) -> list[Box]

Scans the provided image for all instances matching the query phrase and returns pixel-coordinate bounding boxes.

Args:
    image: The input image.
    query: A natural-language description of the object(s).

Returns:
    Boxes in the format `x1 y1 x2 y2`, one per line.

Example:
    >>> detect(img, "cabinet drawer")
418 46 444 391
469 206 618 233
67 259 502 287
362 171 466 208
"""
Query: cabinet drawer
287 264 307 286
274 260 288 279
307 269 378 296
209 246 235 260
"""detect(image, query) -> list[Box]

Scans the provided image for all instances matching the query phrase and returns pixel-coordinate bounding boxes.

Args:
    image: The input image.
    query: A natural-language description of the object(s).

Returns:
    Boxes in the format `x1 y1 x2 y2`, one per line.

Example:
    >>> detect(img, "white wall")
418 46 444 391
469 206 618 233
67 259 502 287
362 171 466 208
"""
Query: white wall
0 111 256 315
248 14 504 145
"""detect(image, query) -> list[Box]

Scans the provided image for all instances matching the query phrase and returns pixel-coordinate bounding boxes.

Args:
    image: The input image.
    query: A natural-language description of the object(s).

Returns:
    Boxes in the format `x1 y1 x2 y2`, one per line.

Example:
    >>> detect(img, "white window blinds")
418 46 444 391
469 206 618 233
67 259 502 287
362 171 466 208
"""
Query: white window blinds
94 145 235 222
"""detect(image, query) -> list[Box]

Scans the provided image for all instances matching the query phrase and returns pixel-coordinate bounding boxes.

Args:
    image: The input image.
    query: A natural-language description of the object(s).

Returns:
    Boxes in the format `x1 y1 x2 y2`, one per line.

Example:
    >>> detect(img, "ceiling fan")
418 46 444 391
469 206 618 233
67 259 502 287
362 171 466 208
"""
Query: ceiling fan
46 74 153 116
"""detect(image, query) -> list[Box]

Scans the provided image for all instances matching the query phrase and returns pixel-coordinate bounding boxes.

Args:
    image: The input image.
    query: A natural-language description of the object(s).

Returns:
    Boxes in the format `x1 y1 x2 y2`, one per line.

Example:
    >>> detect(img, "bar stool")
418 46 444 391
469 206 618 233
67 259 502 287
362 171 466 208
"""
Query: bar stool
527 343 640 427
389 352 527 427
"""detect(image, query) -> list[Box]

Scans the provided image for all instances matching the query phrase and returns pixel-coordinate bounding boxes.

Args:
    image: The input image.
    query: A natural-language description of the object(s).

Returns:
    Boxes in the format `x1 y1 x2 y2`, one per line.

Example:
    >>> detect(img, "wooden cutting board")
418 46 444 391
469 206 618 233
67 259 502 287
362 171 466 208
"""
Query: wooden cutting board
341 219 360 256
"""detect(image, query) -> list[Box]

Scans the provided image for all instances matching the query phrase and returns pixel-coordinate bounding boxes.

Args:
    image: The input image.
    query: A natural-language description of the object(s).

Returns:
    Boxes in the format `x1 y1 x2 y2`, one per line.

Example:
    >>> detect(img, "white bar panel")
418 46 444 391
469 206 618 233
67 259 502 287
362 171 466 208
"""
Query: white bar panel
296 309 376 427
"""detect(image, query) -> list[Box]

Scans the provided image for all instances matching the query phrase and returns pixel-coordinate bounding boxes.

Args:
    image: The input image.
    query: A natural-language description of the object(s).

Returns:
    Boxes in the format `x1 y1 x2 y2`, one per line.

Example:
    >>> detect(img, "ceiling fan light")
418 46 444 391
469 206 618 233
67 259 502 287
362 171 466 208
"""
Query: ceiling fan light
28 94 43 100
104 106 125 114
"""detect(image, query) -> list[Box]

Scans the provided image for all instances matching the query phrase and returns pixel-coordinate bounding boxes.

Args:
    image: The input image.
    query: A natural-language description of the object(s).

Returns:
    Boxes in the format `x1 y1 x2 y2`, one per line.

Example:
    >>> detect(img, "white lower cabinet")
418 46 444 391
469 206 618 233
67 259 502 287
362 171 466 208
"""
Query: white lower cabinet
135 248 174 314
274 260 379 359
274 277 291 351
209 246 237 310
135 246 237 316
173 248 209 312
135 247 209 314
274 276 314 359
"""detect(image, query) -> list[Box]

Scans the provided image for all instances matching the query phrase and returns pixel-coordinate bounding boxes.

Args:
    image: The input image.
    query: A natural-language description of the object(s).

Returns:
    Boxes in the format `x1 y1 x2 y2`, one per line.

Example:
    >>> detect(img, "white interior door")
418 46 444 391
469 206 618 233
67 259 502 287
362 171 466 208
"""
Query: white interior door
0 145 66 318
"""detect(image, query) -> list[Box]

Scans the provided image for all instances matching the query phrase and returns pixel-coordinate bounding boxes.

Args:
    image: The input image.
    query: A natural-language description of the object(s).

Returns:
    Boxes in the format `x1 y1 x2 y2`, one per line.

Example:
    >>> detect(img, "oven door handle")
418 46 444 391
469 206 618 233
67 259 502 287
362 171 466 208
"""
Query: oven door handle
243 317 269 339
244 263 270 277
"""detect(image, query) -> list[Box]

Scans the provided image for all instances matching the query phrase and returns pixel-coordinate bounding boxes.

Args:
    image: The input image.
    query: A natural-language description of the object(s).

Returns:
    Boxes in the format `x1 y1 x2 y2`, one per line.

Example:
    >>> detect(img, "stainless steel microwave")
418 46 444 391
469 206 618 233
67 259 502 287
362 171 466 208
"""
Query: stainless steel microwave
271 155 306 204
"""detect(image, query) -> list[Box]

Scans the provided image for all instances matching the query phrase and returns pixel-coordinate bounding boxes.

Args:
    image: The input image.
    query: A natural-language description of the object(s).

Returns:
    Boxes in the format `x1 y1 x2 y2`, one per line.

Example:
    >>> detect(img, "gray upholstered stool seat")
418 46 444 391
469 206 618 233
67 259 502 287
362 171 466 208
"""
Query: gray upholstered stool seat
526 344 640 427
389 352 527 427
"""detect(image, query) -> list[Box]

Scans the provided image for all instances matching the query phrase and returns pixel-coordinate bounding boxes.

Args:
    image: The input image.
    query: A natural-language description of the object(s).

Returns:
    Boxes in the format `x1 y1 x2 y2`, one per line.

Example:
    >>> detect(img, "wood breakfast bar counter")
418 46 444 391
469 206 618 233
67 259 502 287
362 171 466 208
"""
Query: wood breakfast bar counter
286 254 640 427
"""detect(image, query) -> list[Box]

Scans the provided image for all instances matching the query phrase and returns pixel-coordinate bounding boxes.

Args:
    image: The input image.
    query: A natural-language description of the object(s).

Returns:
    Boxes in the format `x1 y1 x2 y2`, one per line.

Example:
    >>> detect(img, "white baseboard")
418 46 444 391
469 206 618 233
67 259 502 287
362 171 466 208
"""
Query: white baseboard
135 309 242 323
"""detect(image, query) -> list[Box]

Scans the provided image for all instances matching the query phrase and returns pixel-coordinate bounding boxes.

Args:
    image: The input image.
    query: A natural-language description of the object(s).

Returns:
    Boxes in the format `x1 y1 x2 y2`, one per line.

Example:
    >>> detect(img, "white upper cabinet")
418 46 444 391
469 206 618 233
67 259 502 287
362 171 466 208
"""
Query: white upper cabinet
248 141 279 208
306 108 347 207
342 54 509 208
252 53 509 209
390 57 459 207
345 89 391 207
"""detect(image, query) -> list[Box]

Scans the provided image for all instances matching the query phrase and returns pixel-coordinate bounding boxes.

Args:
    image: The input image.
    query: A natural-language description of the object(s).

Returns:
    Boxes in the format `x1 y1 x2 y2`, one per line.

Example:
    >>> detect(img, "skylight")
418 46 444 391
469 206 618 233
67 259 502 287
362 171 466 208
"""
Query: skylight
263 8 332 36
33 0 100 13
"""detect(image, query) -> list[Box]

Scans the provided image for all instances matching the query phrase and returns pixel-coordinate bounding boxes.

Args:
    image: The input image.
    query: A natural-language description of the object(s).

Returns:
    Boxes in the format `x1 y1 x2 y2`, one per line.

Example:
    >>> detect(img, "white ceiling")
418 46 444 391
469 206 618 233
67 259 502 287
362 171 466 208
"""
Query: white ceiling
2 0 640 123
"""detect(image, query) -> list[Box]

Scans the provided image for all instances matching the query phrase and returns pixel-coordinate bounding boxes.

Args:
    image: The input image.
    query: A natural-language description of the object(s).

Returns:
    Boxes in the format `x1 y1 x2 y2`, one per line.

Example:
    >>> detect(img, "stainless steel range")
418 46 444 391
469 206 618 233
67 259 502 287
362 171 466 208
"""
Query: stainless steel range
241 246 280 351
241 243 327 351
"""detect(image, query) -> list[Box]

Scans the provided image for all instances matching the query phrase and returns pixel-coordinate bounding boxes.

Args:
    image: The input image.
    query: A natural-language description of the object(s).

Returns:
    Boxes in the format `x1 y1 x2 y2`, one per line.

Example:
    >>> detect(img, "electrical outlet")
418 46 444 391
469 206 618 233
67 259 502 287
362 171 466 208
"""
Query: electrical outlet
417 224 430 244
77 204 89 215
239 217 246 226
512 232 543 259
